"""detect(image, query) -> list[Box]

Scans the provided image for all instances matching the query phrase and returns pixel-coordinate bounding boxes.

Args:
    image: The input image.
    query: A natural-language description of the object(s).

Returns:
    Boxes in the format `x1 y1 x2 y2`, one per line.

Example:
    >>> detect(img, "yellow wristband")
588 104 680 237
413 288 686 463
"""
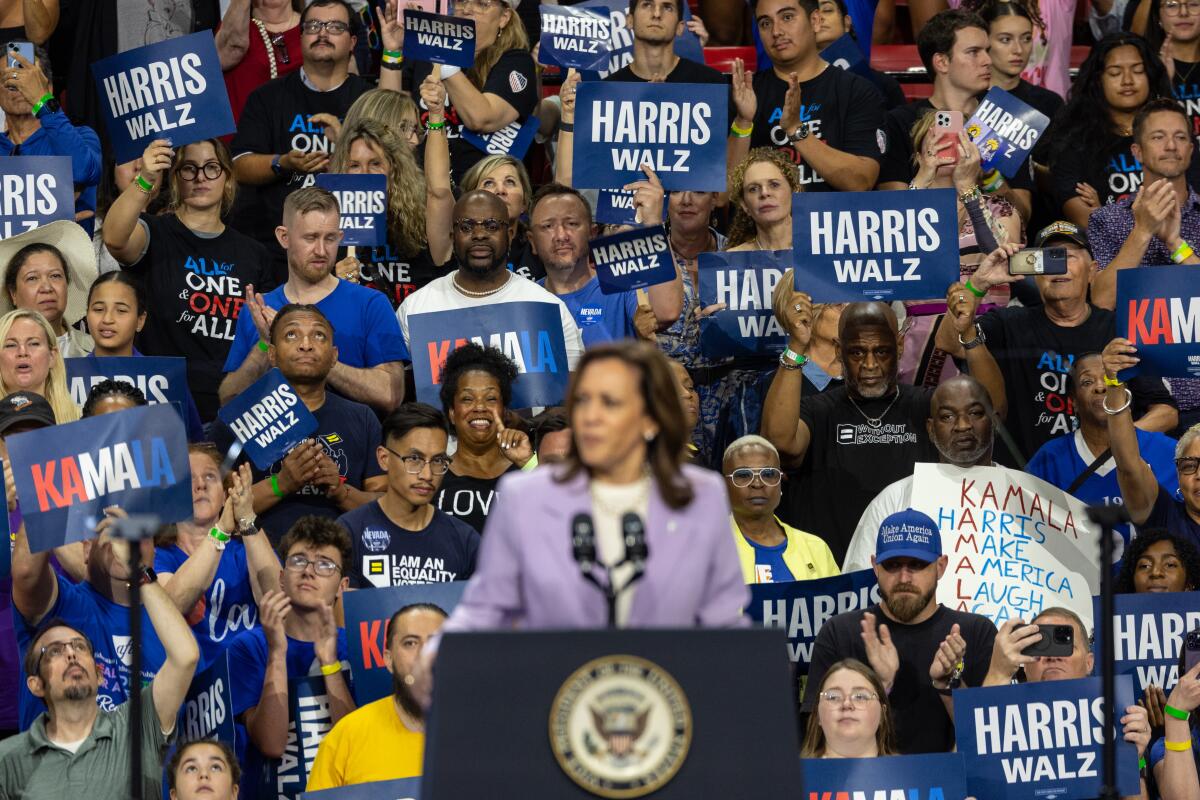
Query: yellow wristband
320 661 342 676
730 121 753 137
1164 739 1194 752
1172 241 1194 263
520 453 539 472
1103 374 1124 387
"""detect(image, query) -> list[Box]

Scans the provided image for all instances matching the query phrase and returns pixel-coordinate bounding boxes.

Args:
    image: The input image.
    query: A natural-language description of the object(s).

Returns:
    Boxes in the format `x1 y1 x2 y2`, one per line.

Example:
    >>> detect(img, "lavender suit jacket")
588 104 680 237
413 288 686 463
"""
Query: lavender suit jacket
440 463 751 631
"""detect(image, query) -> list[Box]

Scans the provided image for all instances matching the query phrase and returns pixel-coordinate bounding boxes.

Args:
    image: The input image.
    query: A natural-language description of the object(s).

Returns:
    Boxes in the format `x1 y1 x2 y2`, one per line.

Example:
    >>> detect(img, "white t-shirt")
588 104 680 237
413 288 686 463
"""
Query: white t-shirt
397 271 585 371
590 475 651 627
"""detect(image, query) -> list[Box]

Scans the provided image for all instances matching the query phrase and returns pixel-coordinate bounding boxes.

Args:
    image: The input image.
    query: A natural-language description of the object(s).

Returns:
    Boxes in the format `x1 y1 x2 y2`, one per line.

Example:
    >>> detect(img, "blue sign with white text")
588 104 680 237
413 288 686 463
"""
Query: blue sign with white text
300 778 421 800
315 174 387 247
65 355 190 419
538 4 612 70
403 10 476 69
792 188 959 301
591 224 674 294
345 581 466 705
408 302 571 408
91 30 235 163
216 368 318 470
0 156 74 237
7 403 191 552
596 189 639 226
819 33 871 78
967 87 1050 179
177 652 235 744
1116 265 1200 379
1093 590 1200 700
954 676 1141 800
547 0 704 77
748 569 880 673
573 81 728 192
802 753 969 799
460 116 539 160
698 250 791 358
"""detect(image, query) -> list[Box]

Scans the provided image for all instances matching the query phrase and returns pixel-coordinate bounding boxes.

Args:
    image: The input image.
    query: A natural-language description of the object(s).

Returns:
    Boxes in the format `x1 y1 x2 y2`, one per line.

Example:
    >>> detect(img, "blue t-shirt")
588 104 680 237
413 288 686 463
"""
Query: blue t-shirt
13 574 166 730
223 279 410 373
155 539 260 671
1149 727 1198 773
1147 484 1200 554
339 501 480 589
743 534 794 583
211 390 385 544
538 276 638 348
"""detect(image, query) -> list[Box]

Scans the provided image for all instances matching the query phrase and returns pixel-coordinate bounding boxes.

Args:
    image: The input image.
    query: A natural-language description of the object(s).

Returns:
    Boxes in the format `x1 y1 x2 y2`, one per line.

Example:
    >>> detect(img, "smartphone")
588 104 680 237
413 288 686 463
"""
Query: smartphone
6 41 33 68
1021 623 1075 658
1008 247 1068 276
934 110 964 163
1186 627 1200 674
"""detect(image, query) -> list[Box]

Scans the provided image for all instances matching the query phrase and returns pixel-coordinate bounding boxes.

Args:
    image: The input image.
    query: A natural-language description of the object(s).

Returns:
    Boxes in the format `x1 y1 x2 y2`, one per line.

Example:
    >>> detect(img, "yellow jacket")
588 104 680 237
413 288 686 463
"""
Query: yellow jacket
732 516 841 584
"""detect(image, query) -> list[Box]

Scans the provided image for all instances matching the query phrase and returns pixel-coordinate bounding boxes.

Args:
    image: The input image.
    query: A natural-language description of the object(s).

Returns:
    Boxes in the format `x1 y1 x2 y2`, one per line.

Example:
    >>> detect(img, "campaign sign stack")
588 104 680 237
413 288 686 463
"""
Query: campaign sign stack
1092 590 1200 700
591 224 674 294
315 174 387 247
91 30 236 162
216 368 319 470
402 10 476 69
819 33 871 78
0 156 74 237
1115 265 1200 380
408 302 571 408
461 117 540 160
792 189 959 302
802 753 969 799
966 87 1050 179
573 81 728 192
698 249 792 358
8 403 192 552
537 4 612 71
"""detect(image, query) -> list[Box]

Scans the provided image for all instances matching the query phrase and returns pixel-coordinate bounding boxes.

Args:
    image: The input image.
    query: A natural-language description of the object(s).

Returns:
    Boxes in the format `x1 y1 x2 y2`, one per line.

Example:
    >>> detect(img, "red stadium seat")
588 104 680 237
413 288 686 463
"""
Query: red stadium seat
703 45 757 73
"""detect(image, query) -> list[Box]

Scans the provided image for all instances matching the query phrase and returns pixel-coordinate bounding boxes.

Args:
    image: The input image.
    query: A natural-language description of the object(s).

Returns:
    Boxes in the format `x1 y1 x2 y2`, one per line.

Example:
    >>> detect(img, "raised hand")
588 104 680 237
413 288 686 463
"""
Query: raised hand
494 408 534 467
861 612 899 691
621 163 665 225
930 623 967 685
259 589 292 653
731 57 756 126
138 139 175 185
772 270 813 352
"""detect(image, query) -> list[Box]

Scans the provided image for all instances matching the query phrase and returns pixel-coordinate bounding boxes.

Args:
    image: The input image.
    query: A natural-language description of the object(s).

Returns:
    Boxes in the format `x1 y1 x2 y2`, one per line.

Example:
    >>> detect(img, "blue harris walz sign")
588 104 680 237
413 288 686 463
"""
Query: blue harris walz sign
65 355 190 417
402 10 476 69
315 174 387 247
698 249 791 358
792 188 959 301
802 753 969 800
573 81 728 192
538 4 612 70
819 33 871 78
408 301 570 408
1115 265 1200 379
91 30 236 163
1093 590 1200 700
967 87 1050 179
461 116 540 160
216 368 318 470
542 0 704 78
954 676 1141 800
0 156 74 237
176 652 235 744
591 224 674 294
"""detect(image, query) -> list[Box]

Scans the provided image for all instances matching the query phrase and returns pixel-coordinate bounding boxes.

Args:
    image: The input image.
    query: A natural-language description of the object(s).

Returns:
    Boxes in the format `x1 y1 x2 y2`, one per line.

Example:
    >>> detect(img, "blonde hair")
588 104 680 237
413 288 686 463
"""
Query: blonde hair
466 6 530 90
727 148 800 248
460 154 533 220
0 309 80 423
801 659 897 758
339 88 419 142
331 119 429 257
168 138 237 217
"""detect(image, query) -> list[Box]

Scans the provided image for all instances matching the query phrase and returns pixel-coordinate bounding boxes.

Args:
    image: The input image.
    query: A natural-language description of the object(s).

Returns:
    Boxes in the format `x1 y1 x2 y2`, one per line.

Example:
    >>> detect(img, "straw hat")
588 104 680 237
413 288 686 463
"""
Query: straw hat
0 220 99 325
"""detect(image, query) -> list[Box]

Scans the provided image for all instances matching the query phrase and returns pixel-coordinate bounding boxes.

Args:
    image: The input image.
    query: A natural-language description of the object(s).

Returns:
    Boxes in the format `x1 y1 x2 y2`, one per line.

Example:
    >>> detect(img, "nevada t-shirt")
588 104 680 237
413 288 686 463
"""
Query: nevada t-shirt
340 501 480 588
540 275 639 348
126 214 273 420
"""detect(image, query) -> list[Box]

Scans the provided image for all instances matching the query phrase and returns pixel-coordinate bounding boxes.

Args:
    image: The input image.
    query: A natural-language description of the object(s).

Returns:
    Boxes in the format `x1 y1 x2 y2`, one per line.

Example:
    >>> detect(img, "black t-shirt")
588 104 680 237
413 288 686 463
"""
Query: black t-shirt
978 305 1177 466
869 68 907 112
507 232 545 281
749 65 885 191
1049 129 1200 215
126 214 273 421
1010 78 1064 123
434 464 521 533
339 500 480 588
211 391 384 544
1174 61 1200 144
412 50 539 185
229 71 371 278
348 242 444 310
802 604 997 754
607 55 728 86
879 98 1036 191
781 383 937 564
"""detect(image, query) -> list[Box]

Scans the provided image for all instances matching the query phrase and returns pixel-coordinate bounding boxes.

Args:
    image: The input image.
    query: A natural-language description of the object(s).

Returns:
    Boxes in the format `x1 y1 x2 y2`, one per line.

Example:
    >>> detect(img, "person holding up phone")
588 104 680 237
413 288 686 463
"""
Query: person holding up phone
1149 642 1200 800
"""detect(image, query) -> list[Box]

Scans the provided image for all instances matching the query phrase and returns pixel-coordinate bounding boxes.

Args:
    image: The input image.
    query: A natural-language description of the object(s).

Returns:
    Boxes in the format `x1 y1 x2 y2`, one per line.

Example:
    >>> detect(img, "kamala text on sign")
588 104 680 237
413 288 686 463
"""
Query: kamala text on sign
1116 265 1200 379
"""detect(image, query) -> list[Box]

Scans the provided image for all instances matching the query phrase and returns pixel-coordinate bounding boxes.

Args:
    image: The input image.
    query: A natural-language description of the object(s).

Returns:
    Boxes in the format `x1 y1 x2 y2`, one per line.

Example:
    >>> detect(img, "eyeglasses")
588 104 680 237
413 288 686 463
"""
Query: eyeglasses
1177 457 1200 476
819 690 879 707
269 33 291 65
455 0 504 13
37 637 92 672
285 554 343 576
301 19 351 35
178 162 224 182
1163 0 1200 14
396 122 423 140
385 445 452 475
455 218 505 235
726 467 782 487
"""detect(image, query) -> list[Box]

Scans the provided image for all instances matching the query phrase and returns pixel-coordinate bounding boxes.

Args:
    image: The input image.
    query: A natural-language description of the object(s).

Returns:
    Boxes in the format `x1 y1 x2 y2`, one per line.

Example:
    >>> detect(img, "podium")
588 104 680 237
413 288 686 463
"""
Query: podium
422 628 801 798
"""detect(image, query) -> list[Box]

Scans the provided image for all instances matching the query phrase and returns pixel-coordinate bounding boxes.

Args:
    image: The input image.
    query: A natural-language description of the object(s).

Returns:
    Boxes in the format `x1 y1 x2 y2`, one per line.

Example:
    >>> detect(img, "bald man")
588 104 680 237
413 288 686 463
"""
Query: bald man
396 190 584 372
763 282 1006 563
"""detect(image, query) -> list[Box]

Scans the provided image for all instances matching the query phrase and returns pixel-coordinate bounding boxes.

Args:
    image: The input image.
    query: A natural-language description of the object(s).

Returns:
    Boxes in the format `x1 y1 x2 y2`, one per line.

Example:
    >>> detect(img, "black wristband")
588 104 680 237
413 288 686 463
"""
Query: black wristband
559 122 574 133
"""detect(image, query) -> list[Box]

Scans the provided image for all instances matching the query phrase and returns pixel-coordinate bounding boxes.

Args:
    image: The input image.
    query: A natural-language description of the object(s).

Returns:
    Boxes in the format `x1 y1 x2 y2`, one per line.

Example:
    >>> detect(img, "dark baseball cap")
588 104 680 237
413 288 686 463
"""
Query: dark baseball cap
1035 221 1089 250
0 392 55 436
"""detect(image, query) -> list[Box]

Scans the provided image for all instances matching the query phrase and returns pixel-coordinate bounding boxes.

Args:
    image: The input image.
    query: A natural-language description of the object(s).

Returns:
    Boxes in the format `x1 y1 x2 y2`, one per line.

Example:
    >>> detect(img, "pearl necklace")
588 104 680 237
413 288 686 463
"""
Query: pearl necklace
453 271 510 298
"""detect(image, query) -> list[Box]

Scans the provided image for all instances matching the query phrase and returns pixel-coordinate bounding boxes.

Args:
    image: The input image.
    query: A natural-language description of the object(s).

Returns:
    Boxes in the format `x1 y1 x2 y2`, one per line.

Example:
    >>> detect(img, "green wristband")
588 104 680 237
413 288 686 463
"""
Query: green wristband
257 340 269 353
208 526 231 543
134 174 155 193
964 278 987 298
270 474 285 498
382 49 402 58
30 92 54 116
1164 704 1191 721
1139 756 1147 772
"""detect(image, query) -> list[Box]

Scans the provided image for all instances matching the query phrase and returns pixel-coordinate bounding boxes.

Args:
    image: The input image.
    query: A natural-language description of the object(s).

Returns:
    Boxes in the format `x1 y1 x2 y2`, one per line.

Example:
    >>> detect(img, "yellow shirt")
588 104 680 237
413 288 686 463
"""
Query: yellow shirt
305 695 424 791
731 516 841 583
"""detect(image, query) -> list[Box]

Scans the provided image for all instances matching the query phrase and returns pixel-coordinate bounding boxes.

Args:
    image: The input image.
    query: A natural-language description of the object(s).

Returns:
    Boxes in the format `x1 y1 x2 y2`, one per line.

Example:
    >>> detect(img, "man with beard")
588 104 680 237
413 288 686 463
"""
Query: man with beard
305 603 447 789
802 509 997 754
396 190 584 367
219 187 408 413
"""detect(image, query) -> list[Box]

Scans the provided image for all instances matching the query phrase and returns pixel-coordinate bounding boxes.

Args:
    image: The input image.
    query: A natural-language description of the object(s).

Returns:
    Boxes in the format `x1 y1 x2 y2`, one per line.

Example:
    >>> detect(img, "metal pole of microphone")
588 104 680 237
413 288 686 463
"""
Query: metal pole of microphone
1087 503 1130 800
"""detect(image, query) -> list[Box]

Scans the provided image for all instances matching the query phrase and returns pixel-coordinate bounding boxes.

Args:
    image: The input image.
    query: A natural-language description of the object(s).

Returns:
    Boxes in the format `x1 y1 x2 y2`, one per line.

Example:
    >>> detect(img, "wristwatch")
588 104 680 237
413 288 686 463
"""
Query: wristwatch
138 566 157 586
270 154 285 176
787 122 811 143
959 323 986 351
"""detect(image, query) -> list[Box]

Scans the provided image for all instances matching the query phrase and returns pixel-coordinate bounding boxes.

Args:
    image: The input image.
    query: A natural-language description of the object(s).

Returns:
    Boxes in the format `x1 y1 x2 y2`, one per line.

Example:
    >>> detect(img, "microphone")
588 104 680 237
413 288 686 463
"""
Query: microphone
621 513 649 573
571 513 597 572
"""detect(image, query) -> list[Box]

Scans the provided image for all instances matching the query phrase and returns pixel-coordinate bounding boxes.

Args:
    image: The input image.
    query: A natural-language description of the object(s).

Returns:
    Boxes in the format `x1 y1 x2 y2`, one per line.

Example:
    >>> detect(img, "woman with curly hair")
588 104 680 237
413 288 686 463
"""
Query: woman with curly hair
1116 528 1200 593
726 147 800 251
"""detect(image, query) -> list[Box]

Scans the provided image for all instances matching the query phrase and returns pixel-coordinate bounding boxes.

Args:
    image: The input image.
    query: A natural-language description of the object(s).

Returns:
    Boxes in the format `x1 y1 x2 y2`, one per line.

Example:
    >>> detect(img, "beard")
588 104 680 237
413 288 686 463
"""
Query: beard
933 433 992 467
62 681 97 702
881 582 936 622
392 672 424 722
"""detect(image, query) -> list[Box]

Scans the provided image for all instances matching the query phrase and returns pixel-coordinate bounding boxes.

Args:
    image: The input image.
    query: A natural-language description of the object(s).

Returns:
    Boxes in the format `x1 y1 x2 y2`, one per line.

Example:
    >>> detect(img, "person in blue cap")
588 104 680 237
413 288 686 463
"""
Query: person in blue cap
801 508 997 755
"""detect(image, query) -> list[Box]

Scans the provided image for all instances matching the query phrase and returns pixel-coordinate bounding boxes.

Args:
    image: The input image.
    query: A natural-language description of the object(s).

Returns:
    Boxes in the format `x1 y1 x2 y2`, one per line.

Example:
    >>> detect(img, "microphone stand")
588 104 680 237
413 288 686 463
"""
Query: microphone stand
1087 503 1130 800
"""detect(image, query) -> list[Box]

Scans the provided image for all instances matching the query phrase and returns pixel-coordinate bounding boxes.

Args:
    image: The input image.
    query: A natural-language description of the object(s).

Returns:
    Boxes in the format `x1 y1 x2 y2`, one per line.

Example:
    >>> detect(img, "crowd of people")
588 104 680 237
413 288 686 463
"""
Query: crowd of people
0 0 1193 797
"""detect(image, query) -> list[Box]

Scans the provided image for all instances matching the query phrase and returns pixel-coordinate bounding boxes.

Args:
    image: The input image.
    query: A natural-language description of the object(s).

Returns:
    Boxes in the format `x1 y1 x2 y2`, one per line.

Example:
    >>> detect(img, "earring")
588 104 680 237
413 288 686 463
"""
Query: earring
644 430 656 442
403 674 416 686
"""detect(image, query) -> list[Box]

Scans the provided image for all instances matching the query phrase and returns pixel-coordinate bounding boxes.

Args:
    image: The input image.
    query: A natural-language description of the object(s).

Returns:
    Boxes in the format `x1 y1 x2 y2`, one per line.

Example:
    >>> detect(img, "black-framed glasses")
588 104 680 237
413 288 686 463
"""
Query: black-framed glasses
301 19 351 35
285 554 342 576
178 162 224 182
455 218 505 235
270 33 291 65
385 445 451 475
37 637 92 672
1177 457 1200 476
726 467 782 487
818 690 879 706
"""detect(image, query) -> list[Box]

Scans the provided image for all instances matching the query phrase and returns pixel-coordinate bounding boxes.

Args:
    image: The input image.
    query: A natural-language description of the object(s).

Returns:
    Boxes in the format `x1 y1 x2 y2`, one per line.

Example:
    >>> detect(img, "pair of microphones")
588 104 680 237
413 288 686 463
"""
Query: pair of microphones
570 512 649 627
